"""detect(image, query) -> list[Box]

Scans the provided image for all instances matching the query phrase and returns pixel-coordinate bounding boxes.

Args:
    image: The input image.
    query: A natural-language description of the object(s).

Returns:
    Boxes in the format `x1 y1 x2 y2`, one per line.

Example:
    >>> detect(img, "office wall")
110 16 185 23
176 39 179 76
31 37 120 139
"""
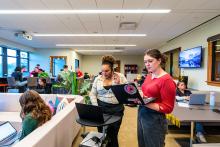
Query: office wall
0 38 35 52
160 16 220 91
30 48 82 73
81 55 144 76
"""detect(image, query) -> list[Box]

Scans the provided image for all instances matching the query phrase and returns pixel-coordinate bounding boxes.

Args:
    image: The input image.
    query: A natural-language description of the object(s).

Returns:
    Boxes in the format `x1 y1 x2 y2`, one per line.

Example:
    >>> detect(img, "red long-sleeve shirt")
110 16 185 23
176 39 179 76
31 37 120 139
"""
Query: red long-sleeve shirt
141 74 176 114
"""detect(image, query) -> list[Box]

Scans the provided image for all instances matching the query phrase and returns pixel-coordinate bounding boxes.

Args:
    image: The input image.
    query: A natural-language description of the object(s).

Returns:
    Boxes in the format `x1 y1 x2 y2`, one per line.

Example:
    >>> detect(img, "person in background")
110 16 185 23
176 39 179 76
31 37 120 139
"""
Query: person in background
90 55 127 147
138 49 176 147
36 64 44 72
36 78 51 94
19 90 52 140
21 66 26 73
176 81 207 143
11 67 27 92
30 67 39 77
57 65 70 84
83 72 90 80
76 68 83 78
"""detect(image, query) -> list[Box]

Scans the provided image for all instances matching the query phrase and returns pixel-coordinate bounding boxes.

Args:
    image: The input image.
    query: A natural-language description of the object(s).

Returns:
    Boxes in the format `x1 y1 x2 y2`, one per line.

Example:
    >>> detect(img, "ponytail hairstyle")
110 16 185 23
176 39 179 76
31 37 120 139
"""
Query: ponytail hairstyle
145 49 167 69
102 55 115 72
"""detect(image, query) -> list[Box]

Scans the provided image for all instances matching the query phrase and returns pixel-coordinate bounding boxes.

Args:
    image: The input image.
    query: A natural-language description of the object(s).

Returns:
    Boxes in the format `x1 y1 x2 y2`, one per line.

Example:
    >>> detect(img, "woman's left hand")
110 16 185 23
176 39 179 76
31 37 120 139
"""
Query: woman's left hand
113 73 120 84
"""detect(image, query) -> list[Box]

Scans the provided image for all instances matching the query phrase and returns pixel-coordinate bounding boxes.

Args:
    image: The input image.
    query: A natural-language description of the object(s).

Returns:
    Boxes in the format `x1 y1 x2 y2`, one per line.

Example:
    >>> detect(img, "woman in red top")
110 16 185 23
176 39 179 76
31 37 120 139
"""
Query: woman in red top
138 49 176 147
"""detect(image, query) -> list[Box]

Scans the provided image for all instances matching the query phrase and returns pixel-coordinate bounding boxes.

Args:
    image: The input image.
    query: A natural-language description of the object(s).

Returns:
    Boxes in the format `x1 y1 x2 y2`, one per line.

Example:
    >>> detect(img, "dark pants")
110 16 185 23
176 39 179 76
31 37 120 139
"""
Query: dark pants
138 106 168 147
97 100 124 147
195 123 205 133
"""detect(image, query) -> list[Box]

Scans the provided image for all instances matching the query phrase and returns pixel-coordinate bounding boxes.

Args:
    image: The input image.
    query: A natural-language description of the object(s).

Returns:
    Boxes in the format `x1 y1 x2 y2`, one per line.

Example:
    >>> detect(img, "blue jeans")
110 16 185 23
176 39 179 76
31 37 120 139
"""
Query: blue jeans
195 123 204 133
138 106 168 147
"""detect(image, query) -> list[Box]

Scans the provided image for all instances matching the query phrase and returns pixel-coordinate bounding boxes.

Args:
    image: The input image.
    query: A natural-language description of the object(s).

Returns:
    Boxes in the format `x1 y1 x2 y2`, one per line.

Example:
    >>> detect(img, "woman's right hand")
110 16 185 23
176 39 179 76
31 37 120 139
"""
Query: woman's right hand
184 96 190 100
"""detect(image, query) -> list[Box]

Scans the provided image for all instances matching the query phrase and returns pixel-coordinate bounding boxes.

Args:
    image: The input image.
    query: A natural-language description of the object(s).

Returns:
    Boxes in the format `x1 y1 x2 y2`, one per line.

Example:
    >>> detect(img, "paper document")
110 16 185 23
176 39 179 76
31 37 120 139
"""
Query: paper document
177 102 189 108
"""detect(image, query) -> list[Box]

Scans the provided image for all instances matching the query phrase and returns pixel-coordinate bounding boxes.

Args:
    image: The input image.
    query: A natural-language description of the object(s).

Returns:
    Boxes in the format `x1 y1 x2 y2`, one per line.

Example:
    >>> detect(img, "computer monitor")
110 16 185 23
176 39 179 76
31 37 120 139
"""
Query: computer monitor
22 71 30 78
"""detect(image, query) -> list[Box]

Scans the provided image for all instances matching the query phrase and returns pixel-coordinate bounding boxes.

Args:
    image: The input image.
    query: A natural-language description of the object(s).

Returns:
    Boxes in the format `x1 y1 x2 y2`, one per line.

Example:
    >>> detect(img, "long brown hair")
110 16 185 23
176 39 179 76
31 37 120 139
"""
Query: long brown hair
19 90 52 126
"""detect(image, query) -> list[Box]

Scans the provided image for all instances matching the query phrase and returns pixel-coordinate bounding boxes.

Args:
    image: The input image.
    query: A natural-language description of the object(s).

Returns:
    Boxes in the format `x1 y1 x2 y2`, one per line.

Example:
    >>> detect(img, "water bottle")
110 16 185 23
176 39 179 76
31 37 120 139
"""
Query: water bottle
210 91 215 108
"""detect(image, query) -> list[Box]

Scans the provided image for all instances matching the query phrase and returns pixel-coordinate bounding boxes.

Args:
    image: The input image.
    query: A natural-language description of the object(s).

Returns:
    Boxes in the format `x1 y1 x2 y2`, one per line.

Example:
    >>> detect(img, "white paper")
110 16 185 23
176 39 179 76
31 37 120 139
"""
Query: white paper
177 102 189 108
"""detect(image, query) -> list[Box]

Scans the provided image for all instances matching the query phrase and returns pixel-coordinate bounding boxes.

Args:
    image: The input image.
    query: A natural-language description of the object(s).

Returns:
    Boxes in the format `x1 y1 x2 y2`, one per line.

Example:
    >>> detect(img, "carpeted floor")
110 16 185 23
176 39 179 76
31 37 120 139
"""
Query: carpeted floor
72 106 220 147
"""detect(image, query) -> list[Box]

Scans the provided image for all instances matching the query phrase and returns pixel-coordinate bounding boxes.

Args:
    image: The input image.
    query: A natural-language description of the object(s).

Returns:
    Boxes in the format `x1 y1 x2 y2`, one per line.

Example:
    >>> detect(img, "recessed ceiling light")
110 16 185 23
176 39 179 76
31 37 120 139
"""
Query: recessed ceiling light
56 44 136 47
0 9 171 15
34 34 146 37
216 45 220 46
75 49 123 52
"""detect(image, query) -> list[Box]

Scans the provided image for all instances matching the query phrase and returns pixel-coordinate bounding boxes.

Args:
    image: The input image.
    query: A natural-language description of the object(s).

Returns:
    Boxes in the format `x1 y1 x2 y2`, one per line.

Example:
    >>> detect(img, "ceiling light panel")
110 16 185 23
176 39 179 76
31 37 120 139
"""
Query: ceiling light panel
56 44 136 47
75 49 123 52
0 9 171 14
34 34 146 37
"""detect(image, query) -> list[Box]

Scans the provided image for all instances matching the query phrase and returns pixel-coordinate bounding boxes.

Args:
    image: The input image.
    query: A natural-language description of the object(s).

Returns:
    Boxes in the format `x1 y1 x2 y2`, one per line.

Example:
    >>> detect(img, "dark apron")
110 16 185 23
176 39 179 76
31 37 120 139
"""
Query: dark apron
138 106 168 147
97 99 124 147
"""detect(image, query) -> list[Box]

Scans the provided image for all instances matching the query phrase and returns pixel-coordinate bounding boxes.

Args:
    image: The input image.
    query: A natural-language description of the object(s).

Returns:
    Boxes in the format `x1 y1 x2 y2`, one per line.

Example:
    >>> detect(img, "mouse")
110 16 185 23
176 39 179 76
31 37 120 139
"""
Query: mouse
91 136 100 144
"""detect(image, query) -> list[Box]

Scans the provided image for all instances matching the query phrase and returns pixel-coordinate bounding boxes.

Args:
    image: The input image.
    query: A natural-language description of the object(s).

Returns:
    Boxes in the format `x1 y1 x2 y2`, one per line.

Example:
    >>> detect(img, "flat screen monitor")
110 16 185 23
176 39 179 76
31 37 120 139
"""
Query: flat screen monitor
179 46 202 68
22 71 30 78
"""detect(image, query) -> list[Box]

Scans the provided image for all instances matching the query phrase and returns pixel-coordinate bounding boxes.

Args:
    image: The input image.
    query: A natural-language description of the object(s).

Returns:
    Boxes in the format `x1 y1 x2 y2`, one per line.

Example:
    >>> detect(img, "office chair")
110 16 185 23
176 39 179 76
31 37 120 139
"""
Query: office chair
27 77 38 89
7 77 19 93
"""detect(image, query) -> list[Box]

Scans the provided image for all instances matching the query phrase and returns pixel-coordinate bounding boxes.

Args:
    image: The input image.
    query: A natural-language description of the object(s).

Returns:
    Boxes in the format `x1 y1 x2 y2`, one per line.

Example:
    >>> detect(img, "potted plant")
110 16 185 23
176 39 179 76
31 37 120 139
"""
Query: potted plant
52 72 78 94
38 72 49 78
79 80 92 104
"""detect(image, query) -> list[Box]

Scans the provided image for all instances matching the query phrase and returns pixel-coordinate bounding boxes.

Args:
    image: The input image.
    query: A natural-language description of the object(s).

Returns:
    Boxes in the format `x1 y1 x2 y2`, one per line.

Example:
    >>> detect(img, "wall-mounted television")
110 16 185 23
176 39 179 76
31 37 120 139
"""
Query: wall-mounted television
179 46 202 68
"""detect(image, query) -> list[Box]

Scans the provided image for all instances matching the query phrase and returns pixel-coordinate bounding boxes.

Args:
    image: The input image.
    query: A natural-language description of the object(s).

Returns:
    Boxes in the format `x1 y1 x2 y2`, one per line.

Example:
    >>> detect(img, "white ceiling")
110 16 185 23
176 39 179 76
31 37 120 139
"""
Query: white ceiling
0 0 220 55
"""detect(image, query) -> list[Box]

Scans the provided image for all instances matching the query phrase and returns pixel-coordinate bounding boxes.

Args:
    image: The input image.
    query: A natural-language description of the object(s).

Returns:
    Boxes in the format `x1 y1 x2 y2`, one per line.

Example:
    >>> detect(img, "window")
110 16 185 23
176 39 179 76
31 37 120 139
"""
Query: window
7 49 17 75
50 56 67 76
211 40 220 81
20 51 29 71
0 46 29 77
7 57 17 76
207 34 220 86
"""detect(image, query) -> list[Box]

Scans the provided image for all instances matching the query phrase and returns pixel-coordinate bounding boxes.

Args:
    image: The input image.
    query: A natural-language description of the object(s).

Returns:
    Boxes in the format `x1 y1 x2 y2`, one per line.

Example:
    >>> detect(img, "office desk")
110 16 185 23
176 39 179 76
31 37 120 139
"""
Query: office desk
193 143 220 147
172 103 220 147
0 84 8 92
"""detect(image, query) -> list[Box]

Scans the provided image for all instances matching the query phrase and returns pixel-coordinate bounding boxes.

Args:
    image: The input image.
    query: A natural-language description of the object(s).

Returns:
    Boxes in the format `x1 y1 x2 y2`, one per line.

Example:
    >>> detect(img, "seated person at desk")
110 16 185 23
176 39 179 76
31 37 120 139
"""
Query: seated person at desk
176 81 207 143
30 67 39 77
36 78 51 94
21 66 27 73
19 90 52 140
83 72 90 80
36 64 44 72
11 67 27 91
176 81 192 101
57 65 70 83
